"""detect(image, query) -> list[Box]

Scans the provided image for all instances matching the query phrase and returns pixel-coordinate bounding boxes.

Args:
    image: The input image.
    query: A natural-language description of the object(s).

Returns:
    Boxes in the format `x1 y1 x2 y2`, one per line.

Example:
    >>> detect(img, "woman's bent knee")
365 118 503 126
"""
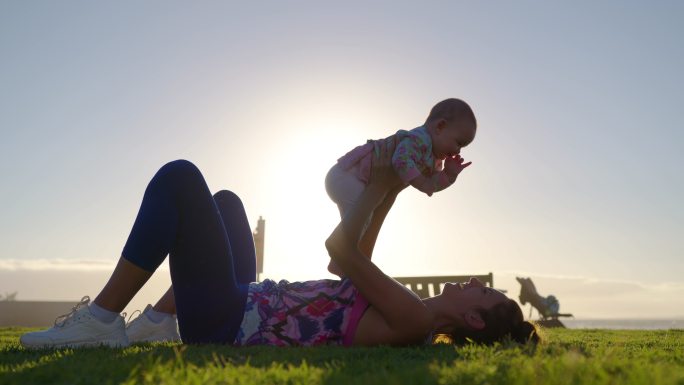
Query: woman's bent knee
160 159 200 176
213 190 242 204
155 159 205 186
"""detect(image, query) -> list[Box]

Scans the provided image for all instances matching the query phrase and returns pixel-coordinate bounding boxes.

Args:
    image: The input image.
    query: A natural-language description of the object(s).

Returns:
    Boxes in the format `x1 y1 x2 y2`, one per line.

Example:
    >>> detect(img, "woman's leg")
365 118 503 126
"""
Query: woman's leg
152 286 176 314
213 190 257 284
20 160 249 347
94 158 188 312
151 190 256 315
94 258 154 312
104 159 247 343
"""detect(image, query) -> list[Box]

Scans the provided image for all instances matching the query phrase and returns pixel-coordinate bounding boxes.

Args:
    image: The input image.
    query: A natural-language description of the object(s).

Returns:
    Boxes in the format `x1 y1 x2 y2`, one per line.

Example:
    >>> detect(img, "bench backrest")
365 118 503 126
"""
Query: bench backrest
394 273 494 298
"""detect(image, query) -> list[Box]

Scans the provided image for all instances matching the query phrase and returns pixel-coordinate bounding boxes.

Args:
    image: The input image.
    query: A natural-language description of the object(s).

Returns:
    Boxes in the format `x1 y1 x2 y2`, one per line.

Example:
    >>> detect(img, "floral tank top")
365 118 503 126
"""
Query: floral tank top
233 278 369 346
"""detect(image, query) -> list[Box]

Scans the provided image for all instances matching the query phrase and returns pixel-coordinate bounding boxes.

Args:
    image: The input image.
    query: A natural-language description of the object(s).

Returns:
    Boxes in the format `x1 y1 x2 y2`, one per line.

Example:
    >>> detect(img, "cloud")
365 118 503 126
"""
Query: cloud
0 258 169 271
0 258 116 271
498 270 684 294
0 260 172 316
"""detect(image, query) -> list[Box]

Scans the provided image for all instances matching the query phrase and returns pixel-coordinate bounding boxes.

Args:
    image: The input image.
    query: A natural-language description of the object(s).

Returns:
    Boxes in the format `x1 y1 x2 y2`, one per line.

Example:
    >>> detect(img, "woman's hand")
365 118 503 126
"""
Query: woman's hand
327 137 403 261
369 139 403 191
327 136 433 346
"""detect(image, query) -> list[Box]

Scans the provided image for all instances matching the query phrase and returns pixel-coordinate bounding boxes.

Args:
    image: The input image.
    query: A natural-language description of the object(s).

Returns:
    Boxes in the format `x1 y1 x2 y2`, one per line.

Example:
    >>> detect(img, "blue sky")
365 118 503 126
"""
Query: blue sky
1 1 682 318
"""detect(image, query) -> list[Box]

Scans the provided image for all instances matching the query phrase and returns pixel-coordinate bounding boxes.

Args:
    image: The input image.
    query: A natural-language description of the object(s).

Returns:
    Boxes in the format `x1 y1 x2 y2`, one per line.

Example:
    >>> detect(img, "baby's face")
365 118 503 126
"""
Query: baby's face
432 119 476 159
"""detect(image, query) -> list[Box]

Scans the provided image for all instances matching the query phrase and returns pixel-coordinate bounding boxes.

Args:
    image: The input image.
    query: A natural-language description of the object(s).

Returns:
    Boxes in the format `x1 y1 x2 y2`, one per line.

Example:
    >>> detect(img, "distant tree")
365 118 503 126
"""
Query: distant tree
1 292 18 301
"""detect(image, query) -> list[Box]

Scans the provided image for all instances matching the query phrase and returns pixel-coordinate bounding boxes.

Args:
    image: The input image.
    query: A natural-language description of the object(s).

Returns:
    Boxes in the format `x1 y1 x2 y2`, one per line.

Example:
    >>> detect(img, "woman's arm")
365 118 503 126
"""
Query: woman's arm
357 183 406 259
408 174 437 196
325 143 432 345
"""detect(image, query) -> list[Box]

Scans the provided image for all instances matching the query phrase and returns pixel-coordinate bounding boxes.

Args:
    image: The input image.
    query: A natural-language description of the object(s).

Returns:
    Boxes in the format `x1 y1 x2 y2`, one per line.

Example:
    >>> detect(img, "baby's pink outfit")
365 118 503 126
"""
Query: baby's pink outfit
326 126 455 215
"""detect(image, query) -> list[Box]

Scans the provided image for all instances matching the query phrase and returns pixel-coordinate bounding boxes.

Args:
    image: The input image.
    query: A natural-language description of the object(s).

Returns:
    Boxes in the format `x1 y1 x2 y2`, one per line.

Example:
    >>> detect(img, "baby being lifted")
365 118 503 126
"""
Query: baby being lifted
325 98 477 276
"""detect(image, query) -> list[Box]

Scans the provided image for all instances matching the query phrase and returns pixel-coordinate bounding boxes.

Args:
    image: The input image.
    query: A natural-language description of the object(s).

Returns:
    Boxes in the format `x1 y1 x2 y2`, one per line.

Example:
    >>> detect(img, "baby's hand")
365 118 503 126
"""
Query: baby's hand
444 155 472 176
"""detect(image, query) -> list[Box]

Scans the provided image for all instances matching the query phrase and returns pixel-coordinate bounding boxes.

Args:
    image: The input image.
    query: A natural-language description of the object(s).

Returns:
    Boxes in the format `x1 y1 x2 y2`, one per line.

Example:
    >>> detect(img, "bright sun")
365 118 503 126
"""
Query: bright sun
256 121 361 281
232 91 415 281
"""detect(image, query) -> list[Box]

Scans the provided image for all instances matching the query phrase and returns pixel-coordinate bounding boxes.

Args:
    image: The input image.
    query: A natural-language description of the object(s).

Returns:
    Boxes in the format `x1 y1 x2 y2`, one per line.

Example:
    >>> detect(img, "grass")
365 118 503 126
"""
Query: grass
1 327 683 385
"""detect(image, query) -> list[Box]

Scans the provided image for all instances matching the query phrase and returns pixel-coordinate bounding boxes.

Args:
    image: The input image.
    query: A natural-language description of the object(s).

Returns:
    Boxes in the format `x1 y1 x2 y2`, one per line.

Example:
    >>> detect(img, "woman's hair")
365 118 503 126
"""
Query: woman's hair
445 298 541 346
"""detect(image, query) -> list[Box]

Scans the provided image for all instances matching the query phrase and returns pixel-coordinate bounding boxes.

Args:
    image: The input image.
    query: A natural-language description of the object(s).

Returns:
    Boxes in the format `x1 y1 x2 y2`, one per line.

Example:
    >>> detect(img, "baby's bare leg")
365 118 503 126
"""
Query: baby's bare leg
325 164 367 277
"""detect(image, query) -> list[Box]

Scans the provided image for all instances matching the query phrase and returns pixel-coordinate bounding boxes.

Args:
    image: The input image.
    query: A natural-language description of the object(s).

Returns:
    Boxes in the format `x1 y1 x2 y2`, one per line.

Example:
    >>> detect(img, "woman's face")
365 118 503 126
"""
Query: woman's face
441 277 509 315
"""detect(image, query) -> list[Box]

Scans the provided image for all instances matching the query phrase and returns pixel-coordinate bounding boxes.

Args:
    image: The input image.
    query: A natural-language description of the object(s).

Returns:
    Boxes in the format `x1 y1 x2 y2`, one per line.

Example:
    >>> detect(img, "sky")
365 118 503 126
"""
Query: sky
1 1 683 319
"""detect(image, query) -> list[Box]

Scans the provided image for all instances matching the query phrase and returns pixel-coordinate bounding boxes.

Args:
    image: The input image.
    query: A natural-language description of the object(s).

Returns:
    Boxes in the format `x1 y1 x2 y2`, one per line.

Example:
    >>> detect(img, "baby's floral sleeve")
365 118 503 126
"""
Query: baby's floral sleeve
391 136 424 184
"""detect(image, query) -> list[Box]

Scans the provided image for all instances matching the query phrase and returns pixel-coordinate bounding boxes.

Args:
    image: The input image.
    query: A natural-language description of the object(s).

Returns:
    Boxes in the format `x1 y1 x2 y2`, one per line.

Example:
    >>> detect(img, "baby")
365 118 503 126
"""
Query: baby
325 98 477 276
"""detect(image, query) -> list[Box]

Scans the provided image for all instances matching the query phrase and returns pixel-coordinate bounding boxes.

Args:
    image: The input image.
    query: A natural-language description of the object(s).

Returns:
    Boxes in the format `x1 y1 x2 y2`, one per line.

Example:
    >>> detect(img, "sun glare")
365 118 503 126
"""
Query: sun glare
257 120 365 280
220 79 419 280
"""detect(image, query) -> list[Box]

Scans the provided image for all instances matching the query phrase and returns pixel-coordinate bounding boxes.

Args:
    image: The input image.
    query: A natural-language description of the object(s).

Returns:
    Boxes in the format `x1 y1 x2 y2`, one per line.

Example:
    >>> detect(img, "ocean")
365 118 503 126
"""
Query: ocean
562 319 684 330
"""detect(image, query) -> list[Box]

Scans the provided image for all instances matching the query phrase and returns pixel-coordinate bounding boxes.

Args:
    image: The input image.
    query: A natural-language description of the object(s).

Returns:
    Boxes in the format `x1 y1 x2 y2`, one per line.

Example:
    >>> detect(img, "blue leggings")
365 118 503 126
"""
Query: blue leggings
121 160 255 344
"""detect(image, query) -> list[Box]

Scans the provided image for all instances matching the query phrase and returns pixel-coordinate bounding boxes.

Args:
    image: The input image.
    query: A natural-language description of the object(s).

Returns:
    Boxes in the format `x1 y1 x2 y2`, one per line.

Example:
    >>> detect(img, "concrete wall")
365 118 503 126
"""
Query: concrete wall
0 301 76 327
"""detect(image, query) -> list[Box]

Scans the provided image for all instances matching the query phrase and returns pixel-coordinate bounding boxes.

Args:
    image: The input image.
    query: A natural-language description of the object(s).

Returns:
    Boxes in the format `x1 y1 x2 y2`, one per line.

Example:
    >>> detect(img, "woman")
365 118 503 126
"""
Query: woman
21 142 538 348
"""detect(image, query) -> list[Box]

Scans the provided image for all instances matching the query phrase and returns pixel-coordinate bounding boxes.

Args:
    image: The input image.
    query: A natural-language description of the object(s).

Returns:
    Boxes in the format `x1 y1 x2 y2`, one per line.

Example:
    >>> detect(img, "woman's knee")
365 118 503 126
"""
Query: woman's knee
144 160 207 199
213 190 244 207
160 159 200 175
156 159 204 185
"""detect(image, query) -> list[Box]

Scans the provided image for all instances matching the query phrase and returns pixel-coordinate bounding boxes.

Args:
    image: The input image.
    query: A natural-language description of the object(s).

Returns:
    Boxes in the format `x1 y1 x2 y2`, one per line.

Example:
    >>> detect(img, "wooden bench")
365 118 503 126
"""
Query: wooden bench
253 218 499 298
394 273 495 298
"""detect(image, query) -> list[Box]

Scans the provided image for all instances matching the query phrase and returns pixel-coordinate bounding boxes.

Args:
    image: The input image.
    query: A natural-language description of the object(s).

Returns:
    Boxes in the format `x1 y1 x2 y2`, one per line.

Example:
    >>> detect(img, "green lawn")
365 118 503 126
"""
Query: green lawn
1 327 683 385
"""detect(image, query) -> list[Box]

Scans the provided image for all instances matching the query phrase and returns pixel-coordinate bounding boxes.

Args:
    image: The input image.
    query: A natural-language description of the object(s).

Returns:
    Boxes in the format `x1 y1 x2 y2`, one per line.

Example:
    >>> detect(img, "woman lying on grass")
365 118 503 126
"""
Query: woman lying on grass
21 141 538 349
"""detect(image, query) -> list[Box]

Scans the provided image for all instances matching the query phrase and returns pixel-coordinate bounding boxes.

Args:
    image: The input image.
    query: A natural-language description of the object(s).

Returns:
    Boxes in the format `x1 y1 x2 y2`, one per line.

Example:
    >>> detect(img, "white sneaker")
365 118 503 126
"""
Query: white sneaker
126 304 180 343
20 296 129 349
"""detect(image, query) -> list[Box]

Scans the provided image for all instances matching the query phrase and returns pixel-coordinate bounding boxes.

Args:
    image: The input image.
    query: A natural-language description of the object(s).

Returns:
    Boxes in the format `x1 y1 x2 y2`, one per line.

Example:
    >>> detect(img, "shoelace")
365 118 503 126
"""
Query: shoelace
54 296 90 327
126 309 142 327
